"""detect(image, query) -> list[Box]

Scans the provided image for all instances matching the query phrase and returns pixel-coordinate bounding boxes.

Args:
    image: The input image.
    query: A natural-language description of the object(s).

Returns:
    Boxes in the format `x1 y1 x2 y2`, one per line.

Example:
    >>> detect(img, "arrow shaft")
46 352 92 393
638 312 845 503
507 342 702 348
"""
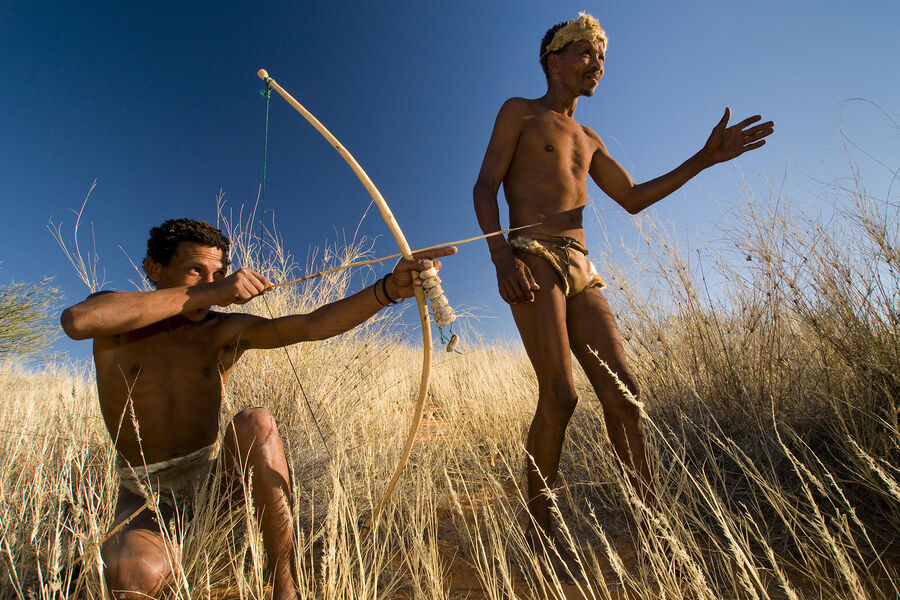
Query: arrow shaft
273 223 540 288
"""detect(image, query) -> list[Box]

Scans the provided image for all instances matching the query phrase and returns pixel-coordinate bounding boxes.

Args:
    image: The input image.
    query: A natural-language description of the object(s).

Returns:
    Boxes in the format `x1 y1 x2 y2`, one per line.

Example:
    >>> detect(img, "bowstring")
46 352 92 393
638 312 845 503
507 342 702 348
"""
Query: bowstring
258 82 333 462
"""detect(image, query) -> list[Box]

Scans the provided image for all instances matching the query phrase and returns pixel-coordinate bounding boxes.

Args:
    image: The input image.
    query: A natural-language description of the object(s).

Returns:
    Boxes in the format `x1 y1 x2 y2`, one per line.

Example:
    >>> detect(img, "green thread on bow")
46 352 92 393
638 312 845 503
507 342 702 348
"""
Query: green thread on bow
258 82 333 462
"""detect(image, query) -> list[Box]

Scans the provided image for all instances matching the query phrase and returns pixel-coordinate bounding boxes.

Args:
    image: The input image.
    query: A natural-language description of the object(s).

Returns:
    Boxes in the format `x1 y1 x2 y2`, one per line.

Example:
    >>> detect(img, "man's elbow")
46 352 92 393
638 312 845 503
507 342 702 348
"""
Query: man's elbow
624 202 643 216
472 182 484 203
60 307 91 340
613 188 644 215
473 180 496 208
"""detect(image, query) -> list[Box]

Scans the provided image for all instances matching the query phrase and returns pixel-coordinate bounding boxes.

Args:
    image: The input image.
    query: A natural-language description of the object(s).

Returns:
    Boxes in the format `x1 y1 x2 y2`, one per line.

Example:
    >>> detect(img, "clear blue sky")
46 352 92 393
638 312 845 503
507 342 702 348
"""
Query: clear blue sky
2 1 898 362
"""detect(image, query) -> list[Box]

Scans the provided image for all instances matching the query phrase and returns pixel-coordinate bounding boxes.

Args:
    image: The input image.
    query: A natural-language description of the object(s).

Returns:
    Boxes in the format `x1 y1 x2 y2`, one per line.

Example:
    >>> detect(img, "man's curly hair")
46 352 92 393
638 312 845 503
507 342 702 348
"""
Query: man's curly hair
540 21 569 77
145 218 231 268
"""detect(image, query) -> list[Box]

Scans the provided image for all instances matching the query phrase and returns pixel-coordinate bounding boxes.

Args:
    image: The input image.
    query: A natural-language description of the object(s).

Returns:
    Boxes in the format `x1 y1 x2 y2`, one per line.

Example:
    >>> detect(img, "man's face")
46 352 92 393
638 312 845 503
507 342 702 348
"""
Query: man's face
552 39 605 96
144 242 227 320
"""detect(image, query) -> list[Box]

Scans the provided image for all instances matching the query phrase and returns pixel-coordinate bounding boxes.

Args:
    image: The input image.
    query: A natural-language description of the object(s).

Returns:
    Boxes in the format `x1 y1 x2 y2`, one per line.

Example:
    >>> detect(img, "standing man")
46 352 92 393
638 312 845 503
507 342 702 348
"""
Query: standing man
473 13 773 542
61 218 455 600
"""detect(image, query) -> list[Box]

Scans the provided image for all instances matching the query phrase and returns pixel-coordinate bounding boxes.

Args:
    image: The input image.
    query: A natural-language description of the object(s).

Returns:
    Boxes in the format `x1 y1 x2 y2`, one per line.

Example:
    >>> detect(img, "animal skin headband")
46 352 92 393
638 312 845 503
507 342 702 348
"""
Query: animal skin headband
541 12 607 60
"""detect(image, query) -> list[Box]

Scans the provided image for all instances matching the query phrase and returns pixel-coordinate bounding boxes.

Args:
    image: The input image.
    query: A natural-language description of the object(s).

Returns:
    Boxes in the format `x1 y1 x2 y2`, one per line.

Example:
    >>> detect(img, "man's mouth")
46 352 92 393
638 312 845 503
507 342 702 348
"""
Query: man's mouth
584 72 600 84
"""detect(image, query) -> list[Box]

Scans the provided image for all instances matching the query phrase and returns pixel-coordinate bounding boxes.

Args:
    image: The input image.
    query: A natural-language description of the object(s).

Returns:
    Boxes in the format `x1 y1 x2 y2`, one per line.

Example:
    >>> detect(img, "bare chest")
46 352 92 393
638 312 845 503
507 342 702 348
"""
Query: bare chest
95 321 226 423
108 324 220 379
517 114 596 176
93 319 234 461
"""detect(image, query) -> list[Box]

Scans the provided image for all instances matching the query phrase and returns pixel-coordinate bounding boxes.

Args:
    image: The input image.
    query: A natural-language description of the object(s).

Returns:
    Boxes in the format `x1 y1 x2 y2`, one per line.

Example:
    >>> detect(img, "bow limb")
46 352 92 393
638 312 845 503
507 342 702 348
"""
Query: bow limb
258 69 432 524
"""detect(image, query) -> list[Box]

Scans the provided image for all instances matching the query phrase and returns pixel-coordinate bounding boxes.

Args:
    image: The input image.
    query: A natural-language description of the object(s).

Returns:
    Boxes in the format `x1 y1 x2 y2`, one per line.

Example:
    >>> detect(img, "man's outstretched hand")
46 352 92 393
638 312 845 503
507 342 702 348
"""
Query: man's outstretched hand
700 108 774 167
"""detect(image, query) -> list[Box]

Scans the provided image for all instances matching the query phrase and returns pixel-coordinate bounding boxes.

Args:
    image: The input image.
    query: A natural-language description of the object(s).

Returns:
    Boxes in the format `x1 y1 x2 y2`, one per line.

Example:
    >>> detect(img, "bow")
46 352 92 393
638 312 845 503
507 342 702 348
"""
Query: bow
257 69 431 524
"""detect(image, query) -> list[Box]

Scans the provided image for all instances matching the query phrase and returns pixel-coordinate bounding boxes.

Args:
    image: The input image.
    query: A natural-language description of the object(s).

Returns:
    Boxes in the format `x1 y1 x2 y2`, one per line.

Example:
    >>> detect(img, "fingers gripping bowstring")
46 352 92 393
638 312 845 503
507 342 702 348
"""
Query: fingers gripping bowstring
257 80 333 462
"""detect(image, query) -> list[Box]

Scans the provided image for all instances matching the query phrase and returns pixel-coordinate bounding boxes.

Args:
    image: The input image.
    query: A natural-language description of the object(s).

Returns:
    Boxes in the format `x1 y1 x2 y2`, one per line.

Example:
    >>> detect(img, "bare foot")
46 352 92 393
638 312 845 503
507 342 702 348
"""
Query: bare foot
271 580 298 600
524 526 586 585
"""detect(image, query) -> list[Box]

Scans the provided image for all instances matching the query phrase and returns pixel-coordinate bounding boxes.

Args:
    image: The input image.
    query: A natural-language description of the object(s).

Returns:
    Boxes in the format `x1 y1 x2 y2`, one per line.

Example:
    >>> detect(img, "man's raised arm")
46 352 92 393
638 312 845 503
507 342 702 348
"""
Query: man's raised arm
590 108 774 215
60 269 272 340
473 99 541 304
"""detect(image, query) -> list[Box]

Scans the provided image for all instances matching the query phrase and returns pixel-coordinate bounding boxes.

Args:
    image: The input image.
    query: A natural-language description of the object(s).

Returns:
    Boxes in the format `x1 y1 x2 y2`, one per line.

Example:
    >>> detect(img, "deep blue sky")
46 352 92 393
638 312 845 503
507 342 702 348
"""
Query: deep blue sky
2 1 898 362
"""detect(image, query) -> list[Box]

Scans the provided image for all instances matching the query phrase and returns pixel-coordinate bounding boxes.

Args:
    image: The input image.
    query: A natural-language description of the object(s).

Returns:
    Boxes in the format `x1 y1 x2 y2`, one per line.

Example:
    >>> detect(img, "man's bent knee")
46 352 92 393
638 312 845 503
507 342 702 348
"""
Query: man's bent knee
536 378 579 423
104 551 172 598
231 407 280 448
603 385 643 427
596 367 640 413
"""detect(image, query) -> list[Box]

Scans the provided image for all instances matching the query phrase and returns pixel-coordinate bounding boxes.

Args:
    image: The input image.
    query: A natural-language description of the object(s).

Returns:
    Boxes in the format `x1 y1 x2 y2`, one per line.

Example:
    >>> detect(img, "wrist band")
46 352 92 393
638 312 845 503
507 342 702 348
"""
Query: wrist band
381 274 401 305
373 280 388 306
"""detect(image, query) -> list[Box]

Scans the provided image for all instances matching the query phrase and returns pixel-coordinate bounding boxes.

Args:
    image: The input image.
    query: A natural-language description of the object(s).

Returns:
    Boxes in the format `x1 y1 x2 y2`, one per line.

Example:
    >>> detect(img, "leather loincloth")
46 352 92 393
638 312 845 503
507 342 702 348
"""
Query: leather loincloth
116 440 220 510
509 233 606 298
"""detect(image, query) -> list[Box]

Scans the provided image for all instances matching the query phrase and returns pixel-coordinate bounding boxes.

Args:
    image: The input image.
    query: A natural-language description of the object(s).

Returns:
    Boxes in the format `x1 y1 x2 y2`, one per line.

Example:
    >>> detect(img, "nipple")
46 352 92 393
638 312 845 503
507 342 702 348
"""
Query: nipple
545 144 554 152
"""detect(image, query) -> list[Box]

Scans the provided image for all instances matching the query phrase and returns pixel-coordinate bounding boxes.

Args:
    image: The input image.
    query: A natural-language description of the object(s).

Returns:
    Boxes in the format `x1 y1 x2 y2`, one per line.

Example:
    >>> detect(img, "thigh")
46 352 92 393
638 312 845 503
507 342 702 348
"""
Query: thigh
565 286 637 396
509 252 575 387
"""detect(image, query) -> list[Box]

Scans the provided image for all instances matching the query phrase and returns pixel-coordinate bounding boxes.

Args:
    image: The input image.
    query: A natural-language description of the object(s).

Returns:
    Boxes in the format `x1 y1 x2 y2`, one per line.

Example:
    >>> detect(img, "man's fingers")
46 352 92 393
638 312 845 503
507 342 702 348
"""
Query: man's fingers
734 114 763 130
403 245 456 275
744 121 774 134
235 268 272 291
246 275 271 295
509 273 537 303
744 123 775 141
411 246 457 260
513 283 532 303
500 277 526 304
513 274 537 303
745 129 773 144
714 107 731 131
499 281 518 304
742 140 767 152
253 277 273 293
241 271 273 302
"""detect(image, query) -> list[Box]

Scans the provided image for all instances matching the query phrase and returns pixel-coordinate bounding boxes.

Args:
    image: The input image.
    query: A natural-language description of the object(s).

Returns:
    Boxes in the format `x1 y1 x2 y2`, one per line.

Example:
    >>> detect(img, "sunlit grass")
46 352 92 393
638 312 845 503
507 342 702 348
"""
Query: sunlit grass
2 162 897 598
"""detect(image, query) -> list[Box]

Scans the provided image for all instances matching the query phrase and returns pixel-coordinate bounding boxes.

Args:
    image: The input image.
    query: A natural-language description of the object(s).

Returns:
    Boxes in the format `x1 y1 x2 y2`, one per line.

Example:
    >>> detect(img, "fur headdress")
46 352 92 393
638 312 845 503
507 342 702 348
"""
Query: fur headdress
541 12 607 60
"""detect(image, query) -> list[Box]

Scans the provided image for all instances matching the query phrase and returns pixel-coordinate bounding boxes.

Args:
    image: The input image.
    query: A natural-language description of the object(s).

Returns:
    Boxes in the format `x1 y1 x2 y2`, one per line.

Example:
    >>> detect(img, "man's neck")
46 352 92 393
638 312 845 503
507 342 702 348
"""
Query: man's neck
538 86 580 117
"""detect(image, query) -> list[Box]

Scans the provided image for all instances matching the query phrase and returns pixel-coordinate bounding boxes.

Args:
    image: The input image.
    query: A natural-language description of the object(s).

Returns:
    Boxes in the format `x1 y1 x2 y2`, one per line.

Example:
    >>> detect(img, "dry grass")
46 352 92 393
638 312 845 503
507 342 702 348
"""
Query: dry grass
2 163 898 598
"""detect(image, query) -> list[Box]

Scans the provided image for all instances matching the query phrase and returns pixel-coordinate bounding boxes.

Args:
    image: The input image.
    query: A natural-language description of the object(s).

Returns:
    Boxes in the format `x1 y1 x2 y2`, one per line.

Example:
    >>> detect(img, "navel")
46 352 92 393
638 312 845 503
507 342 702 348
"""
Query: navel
544 144 554 152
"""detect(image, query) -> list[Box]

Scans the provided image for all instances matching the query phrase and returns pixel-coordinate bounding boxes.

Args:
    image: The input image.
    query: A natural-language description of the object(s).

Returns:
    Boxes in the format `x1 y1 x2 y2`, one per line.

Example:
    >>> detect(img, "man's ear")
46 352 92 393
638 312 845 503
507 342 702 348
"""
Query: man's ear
547 52 560 75
143 256 160 286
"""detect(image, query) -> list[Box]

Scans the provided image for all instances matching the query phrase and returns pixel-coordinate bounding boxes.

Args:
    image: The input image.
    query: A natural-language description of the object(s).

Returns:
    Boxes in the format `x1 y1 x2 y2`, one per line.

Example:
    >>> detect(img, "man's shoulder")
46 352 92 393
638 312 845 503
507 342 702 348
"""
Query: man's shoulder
85 289 116 300
499 97 538 114
203 310 267 339
579 122 602 139
201 309 255 328
492 98 541 131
